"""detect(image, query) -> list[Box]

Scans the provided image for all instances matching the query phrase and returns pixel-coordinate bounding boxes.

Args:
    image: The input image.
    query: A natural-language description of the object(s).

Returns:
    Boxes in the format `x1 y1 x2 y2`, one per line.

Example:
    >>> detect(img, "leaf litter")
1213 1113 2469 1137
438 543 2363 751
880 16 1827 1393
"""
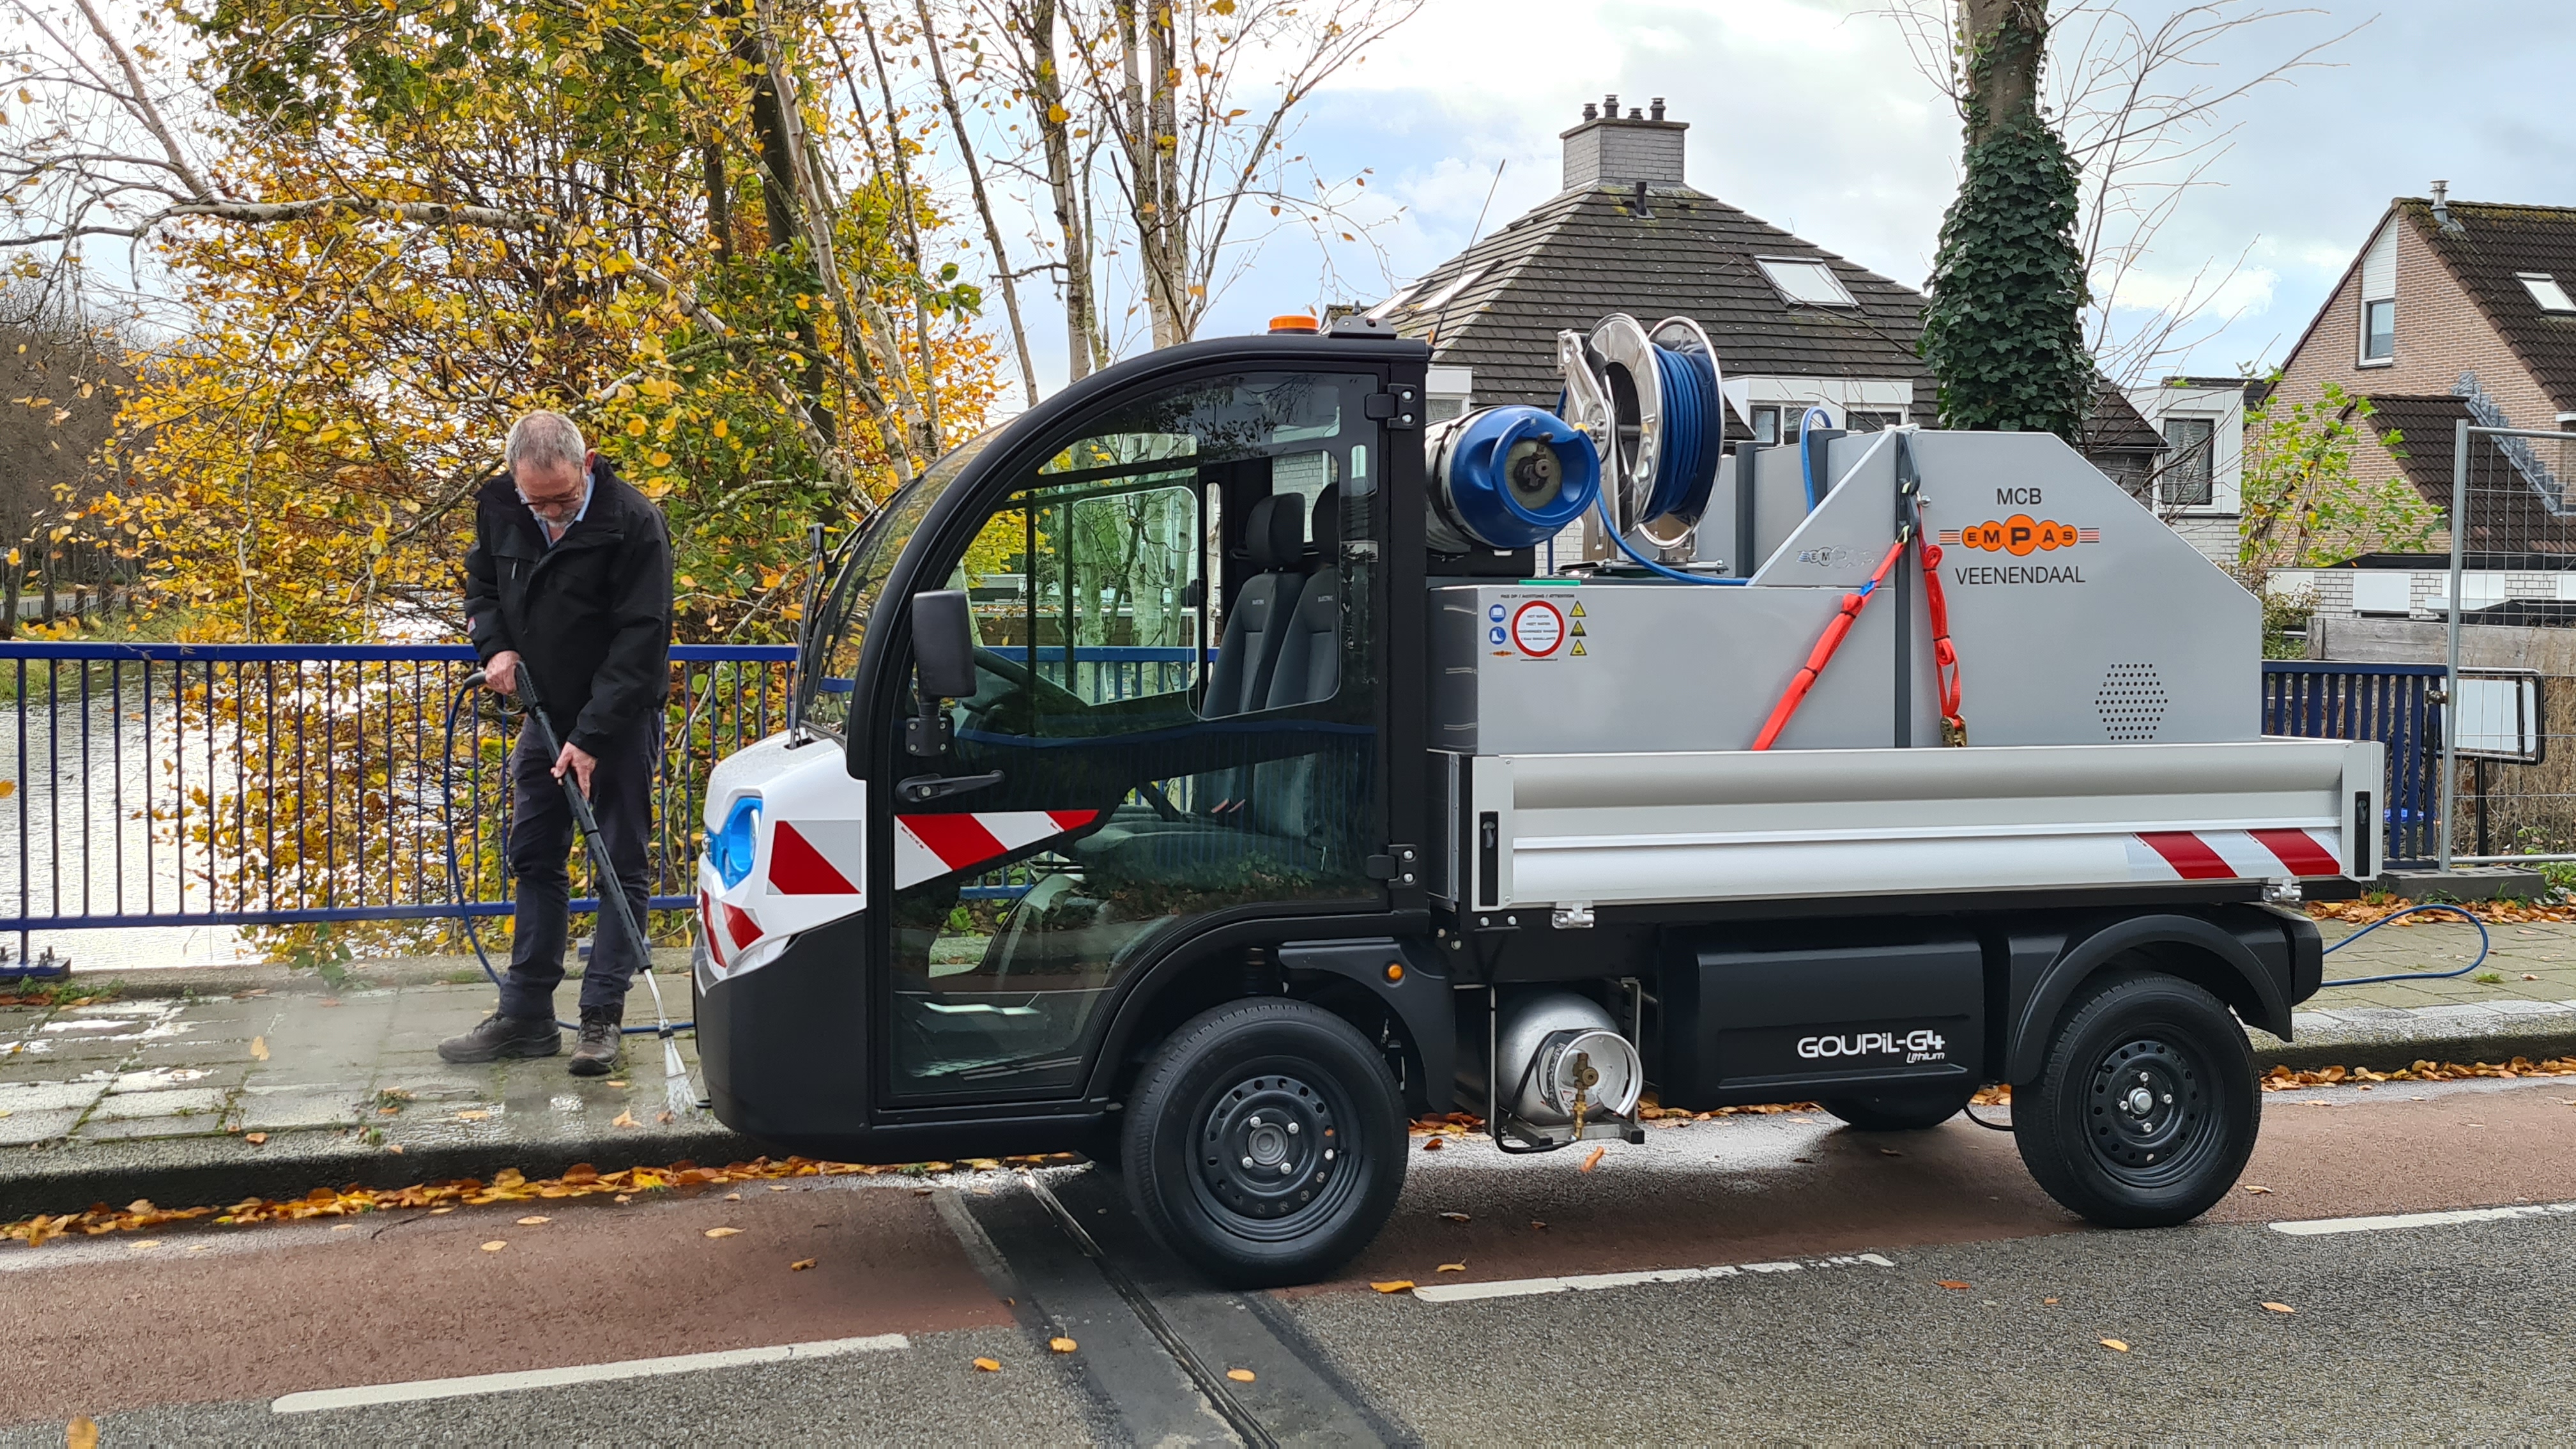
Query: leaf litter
3 1152 1084 1247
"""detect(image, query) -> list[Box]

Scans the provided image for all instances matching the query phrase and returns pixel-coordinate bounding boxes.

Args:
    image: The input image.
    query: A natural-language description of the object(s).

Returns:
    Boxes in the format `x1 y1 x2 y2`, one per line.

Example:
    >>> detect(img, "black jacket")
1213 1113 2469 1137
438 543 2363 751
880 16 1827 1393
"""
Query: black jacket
463 458 673 755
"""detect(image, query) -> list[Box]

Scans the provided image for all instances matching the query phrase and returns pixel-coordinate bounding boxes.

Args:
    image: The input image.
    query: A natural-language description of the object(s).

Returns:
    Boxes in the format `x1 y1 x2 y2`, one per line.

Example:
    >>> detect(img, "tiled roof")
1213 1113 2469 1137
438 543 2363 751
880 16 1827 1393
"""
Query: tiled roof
2084 385 2165 455
2404 198 2576 411
2359 392 2576 553
1384 183 1936 412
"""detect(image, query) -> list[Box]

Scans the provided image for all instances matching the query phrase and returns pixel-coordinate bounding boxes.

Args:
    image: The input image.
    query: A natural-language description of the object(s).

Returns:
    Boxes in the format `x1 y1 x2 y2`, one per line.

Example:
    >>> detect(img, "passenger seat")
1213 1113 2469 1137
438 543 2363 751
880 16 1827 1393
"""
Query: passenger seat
1200 493 1308 718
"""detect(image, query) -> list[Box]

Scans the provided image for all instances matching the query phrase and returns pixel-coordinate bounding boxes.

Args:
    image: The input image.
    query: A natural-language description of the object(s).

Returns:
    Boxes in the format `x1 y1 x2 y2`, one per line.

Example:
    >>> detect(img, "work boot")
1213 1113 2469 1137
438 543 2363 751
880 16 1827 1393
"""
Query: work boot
438 1011 560 1063
569 1008 623 1077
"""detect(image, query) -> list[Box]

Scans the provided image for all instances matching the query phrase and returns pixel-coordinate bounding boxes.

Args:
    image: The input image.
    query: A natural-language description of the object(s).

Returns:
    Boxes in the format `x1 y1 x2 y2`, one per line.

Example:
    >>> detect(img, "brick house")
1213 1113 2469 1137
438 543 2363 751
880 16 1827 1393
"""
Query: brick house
1368 97 2167 558
2263 188 2576 624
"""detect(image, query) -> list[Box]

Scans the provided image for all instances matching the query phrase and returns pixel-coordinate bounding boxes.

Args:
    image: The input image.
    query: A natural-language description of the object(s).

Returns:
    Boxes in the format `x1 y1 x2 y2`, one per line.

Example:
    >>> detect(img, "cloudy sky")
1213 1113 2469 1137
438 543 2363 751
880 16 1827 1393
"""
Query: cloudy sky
1004 0 2576 396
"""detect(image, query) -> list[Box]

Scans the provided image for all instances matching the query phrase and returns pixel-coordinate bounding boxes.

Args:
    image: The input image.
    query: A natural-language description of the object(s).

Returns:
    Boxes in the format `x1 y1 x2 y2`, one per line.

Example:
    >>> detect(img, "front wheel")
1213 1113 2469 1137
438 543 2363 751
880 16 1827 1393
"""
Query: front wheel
2014 969 2258 1228
1121 998 1407 1288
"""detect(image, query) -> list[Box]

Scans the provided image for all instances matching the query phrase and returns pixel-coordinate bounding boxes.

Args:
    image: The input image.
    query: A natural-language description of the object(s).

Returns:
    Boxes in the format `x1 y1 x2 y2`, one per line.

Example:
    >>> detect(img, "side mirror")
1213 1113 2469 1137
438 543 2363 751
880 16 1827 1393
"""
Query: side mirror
907 589 976 756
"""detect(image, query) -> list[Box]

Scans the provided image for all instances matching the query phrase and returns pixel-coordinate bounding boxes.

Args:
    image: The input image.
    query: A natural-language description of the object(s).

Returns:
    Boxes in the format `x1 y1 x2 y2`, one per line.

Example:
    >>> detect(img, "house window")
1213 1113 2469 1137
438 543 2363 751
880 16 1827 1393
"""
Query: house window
2161 416 2216 507
1412 267 1484 316
2358 221 2396 364
2362 300 2395 361
1755 257 1858 307
2520 273 2576 314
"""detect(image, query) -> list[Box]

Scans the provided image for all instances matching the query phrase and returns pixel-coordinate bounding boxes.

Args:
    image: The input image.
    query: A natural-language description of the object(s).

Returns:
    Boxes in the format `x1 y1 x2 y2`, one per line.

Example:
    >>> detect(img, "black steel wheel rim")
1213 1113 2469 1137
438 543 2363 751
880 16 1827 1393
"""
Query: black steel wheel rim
1188 1069 1362 1243
2083 1033 2220 1188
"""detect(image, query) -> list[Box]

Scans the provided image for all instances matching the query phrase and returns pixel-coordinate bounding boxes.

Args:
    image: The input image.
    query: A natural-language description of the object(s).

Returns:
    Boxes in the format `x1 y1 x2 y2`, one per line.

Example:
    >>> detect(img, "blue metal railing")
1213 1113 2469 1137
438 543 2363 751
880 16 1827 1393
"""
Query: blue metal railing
2263 660 2444 868
0 642 795 940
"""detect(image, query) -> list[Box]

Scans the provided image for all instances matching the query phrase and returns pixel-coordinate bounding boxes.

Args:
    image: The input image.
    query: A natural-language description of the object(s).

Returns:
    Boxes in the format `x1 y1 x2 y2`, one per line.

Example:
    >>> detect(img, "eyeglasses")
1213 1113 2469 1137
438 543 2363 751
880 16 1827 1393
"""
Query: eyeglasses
514 472 586 512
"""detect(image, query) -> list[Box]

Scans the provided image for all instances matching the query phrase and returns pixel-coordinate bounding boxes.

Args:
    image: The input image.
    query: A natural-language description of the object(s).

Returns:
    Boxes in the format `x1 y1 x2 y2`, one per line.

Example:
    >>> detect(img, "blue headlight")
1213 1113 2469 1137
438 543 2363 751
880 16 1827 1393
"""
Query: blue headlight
712 795 762 888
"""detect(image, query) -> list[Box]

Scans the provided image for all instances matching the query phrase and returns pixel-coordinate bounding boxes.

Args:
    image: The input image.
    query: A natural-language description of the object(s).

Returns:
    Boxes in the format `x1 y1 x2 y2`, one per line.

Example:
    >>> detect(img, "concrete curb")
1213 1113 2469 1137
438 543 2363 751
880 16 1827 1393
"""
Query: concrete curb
2251 999 2576 1074
0 1119 778 1222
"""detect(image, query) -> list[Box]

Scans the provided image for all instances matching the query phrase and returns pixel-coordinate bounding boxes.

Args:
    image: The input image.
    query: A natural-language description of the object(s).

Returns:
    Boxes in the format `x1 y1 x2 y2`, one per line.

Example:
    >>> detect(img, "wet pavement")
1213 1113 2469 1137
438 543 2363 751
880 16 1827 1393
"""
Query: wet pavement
5 1075 2574 1443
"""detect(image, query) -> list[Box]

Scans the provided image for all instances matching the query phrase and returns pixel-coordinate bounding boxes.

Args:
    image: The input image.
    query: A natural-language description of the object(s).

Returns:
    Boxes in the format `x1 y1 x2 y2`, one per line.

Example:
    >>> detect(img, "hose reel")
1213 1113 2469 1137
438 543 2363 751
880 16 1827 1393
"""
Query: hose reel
1557 314 1728 550
1424 405 1602 553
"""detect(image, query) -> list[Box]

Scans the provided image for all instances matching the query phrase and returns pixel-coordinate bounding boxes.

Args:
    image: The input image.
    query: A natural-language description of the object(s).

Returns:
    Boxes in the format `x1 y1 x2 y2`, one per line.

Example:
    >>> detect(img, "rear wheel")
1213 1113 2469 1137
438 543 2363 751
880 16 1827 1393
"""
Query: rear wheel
1820 1082 1978 1132
1121 998 1406 1288
2014 969 2257 1228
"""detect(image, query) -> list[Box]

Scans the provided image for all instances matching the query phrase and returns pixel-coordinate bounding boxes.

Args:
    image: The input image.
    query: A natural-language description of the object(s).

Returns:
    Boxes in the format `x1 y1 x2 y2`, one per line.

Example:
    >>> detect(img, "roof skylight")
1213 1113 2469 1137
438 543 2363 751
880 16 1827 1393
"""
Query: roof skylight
2519 272 2576 314
1361 286 1415 323
1756 257 1858 307
1413 268 1484 315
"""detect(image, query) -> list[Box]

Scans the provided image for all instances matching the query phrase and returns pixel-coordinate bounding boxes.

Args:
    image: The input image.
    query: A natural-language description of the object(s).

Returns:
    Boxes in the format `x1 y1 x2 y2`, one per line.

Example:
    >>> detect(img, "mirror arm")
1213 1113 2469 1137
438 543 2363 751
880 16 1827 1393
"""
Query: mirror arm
906 682 952 758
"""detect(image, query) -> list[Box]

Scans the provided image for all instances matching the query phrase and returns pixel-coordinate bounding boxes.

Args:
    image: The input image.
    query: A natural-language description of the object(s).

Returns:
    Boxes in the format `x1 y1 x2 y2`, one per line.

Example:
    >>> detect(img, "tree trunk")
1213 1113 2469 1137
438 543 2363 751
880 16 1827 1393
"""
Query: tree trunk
1025 0 1102 380
40 544 57 625
735 8 835 444
703 137 733 265
1960 0 2046 142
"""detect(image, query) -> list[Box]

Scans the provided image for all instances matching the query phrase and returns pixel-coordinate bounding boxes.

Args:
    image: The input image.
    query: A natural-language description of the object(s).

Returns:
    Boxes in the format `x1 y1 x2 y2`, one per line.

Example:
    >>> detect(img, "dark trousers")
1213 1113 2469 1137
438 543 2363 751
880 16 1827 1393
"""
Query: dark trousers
498 715 659 1020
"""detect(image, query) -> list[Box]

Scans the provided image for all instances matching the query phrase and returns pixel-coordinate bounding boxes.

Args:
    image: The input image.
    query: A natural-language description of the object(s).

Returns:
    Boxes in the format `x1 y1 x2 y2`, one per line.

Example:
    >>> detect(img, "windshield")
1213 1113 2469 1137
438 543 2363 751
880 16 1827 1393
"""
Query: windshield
797 428 1000 737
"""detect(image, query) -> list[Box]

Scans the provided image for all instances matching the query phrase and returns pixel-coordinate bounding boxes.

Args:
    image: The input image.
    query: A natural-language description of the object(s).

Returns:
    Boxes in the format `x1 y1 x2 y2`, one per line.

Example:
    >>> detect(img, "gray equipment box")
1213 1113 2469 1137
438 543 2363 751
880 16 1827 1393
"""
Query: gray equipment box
1430 429 2260 755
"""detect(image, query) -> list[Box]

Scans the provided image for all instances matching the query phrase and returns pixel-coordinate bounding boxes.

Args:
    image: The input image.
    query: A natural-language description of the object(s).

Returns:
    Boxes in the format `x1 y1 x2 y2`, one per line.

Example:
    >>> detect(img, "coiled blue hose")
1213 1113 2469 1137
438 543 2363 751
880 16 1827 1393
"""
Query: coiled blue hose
2318 902 2492 988
1637 342 1722 526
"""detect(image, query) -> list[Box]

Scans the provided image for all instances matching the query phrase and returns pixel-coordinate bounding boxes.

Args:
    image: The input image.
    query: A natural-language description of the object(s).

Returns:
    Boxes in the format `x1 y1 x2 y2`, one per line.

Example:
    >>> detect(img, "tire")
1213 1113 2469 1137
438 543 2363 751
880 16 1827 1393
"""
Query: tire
2014 969 2258 1229
1821 1082 1978 1132
1121 998 1407 1288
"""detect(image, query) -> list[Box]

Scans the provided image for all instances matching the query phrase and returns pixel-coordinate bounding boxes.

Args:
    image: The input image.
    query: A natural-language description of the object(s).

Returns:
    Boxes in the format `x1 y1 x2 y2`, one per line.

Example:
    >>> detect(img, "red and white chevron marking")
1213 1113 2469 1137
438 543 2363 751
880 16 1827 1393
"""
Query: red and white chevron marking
2129 828 2342 882
894 809 1100 888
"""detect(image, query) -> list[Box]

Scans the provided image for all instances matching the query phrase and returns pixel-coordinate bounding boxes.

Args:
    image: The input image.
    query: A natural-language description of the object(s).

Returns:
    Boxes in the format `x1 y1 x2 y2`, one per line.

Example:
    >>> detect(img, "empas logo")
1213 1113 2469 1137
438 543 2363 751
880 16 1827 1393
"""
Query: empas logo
1798 1029 1949 1064
1942 514 2099 556
1797 544 1856 567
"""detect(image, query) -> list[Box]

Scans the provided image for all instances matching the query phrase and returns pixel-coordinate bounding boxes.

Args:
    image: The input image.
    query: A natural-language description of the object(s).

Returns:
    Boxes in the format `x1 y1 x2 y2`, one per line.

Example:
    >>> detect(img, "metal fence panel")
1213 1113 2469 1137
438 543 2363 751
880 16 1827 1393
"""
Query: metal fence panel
0 643 794 942
2262 661 2443 867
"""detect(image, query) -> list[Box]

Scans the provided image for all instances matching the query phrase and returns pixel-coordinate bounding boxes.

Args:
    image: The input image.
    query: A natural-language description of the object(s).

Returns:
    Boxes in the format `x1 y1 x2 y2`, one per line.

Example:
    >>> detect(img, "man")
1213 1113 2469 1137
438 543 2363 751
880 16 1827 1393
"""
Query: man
439 411 674 1075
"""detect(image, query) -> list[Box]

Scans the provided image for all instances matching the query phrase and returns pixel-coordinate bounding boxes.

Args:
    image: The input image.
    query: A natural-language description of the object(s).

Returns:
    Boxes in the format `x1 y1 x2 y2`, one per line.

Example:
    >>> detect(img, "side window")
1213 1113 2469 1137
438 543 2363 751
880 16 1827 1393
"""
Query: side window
884 372 1382 1103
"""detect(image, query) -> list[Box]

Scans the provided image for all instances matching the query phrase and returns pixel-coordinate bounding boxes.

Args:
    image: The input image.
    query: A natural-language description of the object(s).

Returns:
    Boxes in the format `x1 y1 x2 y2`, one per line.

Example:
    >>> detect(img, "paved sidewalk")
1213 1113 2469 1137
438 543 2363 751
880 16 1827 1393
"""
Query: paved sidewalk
4 917 2574 1221
0 954 758 1219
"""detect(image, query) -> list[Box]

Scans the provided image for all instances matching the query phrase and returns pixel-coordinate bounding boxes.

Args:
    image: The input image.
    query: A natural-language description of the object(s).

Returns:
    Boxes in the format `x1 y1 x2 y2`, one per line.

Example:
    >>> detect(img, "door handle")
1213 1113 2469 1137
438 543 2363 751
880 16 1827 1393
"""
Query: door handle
896 770 1005 804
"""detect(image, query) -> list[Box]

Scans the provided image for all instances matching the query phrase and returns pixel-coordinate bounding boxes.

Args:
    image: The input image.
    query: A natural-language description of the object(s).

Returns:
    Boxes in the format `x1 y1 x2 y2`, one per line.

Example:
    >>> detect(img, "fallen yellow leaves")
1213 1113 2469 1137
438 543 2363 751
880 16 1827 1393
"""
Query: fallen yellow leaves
703 1227 742 1239
249 1036 268 1061
1436 1262 1465 1273
1050 1337 1077 1353
790 1258 818 1271
972 1357 1001 1372
66 1416 96 1449
1436 1211 1469 1223
1579 1146 1606 1173
1 1153 1085 1247
516 1216 549 1226
2310 896 2576 924
2266 1057 2576 1089
2262 1301 2296 1314
1420 1136 1443 1151
243 1133 268 1146
1935 1280 1970 1291
480 1240 507 1252
1225 1368 1256 1383
611 1110 639 1128
1370 1280 1415 1294
2244 1184 2274 1194
2099 1338 2130 1353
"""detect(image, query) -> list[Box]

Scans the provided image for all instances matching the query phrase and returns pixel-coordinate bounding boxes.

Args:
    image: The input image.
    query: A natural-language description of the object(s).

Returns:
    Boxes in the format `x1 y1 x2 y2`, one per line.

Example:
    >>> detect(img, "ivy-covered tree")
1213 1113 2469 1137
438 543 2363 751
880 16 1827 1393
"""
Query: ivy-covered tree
1919 0 2094 440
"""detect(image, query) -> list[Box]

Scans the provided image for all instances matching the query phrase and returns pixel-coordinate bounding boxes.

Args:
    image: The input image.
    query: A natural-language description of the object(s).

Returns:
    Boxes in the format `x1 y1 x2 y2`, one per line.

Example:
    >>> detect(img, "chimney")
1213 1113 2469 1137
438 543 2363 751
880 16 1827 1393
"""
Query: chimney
1560 94 1686 194
2431 178 2465 234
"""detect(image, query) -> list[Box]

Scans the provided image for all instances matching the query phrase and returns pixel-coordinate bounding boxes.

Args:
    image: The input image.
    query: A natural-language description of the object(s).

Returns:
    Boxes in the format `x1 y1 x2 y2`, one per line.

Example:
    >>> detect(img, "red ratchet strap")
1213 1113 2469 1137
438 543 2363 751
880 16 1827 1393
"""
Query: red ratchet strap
1750 434 1966 751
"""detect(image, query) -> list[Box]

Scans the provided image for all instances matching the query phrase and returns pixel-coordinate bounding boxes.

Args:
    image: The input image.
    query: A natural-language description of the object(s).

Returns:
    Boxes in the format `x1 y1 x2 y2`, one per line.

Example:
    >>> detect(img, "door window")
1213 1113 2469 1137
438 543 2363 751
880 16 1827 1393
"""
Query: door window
885 372 1382 1101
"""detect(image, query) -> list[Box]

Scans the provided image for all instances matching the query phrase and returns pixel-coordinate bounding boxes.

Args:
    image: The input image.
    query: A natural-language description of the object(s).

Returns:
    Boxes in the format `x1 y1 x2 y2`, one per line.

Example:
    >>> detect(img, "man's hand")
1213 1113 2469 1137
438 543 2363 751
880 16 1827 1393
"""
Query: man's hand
484 650 521 696
552 741 599 798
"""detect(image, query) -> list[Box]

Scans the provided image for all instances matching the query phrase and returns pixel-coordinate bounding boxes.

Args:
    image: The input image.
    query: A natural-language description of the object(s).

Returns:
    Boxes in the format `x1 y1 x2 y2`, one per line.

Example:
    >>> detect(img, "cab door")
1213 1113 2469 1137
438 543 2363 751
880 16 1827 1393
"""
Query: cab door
873 369 1390 1105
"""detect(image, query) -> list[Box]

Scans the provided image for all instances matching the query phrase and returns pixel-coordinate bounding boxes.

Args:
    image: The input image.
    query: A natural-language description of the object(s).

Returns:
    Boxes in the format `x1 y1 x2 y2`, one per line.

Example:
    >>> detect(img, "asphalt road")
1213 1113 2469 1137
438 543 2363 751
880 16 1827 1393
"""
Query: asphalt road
7 1076 2575 1445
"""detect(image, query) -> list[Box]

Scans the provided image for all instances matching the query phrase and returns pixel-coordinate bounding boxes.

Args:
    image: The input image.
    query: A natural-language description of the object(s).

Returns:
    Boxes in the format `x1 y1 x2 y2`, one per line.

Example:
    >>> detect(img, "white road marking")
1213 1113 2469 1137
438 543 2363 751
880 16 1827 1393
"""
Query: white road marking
2269 1201 2576 1238
270 1333 909 1413
1410 1252 1895 1305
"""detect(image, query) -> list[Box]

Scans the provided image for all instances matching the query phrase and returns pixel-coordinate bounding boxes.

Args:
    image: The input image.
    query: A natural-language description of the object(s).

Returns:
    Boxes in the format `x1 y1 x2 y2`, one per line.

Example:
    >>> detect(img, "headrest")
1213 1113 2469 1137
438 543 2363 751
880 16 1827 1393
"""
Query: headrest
1310 484 1341 562
1245 491 1306 570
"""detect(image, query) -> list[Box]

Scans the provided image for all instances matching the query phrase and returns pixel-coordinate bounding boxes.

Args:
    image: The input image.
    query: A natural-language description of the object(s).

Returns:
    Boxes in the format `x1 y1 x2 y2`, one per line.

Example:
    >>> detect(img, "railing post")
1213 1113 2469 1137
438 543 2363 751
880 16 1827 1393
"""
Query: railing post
2441 418 2469 871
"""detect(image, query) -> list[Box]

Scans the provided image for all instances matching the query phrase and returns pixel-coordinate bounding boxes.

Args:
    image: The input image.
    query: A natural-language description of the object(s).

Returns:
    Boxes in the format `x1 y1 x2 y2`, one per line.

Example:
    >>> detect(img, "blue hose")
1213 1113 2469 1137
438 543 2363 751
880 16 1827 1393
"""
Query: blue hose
1797 406 1836 510
440 680 691 1036
2317 902 2492 988
1636 343 1722 525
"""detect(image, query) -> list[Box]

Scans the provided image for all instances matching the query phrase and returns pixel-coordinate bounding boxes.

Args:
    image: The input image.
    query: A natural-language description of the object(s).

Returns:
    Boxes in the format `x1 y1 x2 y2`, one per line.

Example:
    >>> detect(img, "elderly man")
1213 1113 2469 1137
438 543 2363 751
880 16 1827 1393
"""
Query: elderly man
440 411 674 1075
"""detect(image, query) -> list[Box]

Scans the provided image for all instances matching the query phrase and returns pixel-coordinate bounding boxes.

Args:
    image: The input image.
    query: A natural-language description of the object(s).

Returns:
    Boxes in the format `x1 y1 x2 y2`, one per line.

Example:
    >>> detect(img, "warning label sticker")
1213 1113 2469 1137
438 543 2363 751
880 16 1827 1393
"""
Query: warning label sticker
1510 600 1566 657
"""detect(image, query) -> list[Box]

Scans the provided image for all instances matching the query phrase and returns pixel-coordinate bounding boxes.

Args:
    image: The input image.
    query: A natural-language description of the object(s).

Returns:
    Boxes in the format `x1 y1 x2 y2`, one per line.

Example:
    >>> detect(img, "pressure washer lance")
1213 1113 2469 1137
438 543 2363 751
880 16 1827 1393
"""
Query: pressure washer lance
461 666 702 1117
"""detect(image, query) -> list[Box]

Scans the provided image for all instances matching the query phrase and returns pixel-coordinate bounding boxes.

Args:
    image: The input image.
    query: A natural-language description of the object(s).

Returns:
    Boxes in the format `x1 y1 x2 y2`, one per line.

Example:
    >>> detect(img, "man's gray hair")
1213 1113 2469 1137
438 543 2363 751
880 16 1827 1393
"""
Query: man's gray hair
505 411 587 476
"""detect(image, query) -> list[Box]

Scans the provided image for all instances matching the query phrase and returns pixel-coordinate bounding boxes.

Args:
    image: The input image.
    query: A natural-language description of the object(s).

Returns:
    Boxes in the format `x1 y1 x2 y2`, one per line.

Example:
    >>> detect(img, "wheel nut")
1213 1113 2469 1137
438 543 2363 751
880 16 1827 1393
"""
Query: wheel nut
1287 1121 1300 1135
1241 1156 1255 1169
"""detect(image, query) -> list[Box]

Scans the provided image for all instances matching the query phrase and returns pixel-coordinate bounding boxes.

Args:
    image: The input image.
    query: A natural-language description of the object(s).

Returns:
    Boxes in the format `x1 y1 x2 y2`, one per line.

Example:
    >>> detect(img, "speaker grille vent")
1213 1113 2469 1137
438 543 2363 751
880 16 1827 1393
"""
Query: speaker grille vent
2097 663 2168 742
